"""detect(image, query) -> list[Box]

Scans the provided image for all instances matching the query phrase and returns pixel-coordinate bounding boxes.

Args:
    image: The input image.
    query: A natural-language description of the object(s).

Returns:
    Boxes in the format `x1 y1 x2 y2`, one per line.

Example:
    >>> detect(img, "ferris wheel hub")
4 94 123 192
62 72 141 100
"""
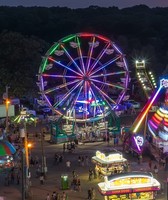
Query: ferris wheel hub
83 75 90 81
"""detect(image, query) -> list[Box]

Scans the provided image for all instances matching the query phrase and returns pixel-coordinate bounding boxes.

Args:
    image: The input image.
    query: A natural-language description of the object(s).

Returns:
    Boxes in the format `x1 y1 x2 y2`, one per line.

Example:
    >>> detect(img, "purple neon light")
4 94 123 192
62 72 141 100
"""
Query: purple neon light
76 37 86 74
44 79 80 94
42 74 80 79
86 36 95 73
53 80 83 107
91 71 126 78
91 81 116 104
149 120 158 129
90 55 121 76
89 86 103 112
60 45 84 75
48 57 82 77
90 78 125 90
67 84 84 112
133 136 141 152
89 43 111 75
113 43 123 54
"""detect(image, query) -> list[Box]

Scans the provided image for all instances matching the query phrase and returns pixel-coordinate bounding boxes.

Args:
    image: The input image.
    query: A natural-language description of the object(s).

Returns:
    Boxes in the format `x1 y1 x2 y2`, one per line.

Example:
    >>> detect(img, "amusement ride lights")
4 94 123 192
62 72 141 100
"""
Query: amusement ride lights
132 78 168 134
136 60 157 99
37 33 130 123
148 89 168 141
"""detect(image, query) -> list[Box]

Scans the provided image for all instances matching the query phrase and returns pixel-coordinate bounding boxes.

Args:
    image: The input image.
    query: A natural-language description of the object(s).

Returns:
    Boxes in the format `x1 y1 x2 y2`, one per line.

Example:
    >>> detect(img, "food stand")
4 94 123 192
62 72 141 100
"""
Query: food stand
98 172 160 200
92 151 128 176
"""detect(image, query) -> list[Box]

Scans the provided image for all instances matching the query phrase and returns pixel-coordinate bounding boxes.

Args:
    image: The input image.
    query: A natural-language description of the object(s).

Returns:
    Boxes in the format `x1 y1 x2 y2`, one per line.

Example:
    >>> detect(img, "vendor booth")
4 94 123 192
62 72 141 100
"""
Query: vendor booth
92 151 128 176
98 172 160 200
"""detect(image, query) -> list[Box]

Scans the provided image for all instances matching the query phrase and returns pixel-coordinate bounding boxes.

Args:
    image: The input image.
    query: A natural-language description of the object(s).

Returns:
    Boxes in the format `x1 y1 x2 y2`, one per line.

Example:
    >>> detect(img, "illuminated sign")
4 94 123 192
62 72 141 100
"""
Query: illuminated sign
160 79 168 88
95 151 123 162
133 187 160 192
135 136 144 147
99 187 160 196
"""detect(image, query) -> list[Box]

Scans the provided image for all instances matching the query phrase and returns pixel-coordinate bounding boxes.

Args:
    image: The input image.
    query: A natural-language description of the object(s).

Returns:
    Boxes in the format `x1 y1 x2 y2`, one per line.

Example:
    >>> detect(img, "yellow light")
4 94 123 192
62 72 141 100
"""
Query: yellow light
6 100 10 104
27 143 32 148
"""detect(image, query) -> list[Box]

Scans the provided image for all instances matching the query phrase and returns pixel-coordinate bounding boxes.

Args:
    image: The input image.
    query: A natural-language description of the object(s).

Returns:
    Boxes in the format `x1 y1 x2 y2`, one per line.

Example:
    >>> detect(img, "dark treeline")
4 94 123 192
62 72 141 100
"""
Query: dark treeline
0 5 168 97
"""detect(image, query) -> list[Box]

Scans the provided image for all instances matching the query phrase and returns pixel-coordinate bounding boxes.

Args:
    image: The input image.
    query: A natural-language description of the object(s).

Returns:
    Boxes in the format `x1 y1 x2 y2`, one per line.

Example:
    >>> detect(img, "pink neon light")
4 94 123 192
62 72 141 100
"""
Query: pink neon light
152 116 161 124
163 121 168 126
80 33 93 37
97 35 109 42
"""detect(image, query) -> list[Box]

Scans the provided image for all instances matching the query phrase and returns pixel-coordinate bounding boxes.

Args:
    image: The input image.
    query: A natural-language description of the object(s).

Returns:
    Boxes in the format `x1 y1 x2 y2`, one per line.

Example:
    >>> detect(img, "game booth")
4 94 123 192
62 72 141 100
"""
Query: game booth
98 172 160 200
92 151 128 176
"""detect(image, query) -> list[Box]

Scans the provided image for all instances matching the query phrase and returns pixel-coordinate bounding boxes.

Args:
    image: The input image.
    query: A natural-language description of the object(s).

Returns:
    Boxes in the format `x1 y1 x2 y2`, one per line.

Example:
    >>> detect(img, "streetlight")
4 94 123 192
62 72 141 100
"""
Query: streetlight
5 99 10 132
20 127 30 200
27 142 32 158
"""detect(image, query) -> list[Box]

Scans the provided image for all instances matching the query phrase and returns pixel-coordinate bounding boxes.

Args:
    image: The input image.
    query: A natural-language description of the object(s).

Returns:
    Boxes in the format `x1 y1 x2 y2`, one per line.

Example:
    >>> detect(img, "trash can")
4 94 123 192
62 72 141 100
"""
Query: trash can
61 174 69 190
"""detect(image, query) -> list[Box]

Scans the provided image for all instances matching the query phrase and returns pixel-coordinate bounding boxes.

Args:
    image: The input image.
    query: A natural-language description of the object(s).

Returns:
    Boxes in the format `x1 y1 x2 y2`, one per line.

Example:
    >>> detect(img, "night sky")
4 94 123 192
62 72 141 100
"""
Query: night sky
0 0 168 8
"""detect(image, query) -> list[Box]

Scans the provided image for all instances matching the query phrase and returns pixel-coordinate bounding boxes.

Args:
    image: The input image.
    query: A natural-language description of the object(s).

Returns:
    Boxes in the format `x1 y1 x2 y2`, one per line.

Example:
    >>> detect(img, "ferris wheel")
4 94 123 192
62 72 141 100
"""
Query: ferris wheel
38 33 129 123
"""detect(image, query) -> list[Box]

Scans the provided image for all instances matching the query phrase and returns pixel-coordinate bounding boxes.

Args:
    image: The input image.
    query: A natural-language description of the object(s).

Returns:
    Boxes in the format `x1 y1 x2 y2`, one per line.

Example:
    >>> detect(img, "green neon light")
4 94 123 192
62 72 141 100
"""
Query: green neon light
62 35 75 43
41 58 48 73
49 44 59 55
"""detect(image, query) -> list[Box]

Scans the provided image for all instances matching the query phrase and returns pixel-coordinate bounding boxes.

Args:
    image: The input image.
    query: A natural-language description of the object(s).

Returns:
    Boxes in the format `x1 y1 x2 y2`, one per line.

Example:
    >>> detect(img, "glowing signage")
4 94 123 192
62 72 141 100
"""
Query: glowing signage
135 136 144 146
160 79 168 88
133 187 160 192
95 151 123 162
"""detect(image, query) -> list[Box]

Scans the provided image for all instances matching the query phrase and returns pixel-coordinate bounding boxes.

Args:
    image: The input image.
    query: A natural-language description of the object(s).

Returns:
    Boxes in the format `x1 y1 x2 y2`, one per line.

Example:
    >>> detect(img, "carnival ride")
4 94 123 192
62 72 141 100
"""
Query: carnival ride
37 33 130 142
136 60 157 99
124 78 168 155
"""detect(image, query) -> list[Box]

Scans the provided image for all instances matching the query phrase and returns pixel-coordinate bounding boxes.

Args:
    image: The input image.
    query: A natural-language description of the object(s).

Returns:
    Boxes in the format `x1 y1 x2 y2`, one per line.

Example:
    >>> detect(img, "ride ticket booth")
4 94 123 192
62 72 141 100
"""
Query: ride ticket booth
98 171 160 200
92 151 128 176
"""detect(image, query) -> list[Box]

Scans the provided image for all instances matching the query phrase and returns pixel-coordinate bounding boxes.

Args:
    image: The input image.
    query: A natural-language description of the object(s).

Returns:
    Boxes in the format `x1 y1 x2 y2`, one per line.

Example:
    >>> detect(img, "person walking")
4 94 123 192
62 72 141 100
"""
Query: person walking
148 160 152 170
40 173 44 184
16 173 20 185
87 188 92 200
46 193 50 200
66 160 71 171
91 188 96 200
62 192 67 200
77 178 81 191
154 165 158 177
63 143 66 153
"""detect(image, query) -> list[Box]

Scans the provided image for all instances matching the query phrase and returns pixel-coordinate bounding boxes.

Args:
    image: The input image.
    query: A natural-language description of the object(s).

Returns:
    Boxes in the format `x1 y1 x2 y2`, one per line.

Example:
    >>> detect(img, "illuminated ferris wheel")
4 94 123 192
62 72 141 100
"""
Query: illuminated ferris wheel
38 33 129 123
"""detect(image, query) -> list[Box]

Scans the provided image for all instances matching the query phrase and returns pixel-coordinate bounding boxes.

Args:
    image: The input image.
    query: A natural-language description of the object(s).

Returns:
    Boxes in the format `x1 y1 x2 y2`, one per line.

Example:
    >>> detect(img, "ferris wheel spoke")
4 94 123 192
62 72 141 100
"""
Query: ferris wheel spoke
42 74 81 79
91 71 126 78
76 37 86 74
89 43 111 75
91 83 114 111
53 81 83 108
86 36 95 73
69 84 84 111
48 57 82 77
84 81 88 120
43 94 62 115
60 45 84 75
43 79 80 94
89 87 104 115
90 78 125 90
90 55 121 76
91 82 116 104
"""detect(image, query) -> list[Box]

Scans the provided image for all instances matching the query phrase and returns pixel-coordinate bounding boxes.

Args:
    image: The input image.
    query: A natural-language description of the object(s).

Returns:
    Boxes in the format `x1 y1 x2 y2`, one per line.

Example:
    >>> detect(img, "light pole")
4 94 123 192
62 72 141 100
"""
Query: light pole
40 132 47 177
167 177 168 200
27 143 32 158
20 123 30 199
5 86 10 132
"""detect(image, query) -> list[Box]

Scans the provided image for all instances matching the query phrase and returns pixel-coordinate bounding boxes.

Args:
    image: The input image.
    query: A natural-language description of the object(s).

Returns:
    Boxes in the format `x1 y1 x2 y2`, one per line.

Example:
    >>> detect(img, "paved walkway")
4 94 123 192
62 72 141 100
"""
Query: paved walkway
0 135 167 200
